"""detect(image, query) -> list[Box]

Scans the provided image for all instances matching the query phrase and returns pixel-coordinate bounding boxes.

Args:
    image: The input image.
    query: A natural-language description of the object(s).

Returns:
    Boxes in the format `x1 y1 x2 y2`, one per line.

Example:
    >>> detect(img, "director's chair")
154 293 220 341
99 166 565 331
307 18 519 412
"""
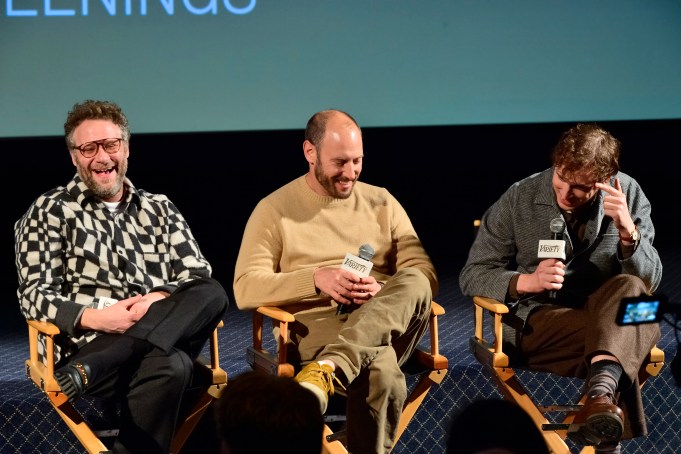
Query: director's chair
25 319 227 454
469 295 664 454
247 302 448 454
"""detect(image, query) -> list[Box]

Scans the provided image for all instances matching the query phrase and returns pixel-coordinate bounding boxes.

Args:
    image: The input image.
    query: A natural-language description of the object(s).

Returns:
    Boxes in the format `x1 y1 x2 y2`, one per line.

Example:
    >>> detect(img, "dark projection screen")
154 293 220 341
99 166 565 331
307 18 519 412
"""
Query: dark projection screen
2 0 680 138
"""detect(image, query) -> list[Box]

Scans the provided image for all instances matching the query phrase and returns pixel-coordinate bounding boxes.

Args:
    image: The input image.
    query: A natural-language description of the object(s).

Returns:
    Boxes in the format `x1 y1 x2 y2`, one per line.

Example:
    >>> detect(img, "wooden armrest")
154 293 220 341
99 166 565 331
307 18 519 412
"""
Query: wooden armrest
250 301 447 376
256 306 296 322
252 306 296 352
27 319 61 335
249 306 296 377
431 301 445 316
206 320 227 384
25 319 62 395
470 296 509 368
649 345 664 363
472 296 506 347
26 319 227 392
472 296 508 314
426 301 447 368
642 345 665 380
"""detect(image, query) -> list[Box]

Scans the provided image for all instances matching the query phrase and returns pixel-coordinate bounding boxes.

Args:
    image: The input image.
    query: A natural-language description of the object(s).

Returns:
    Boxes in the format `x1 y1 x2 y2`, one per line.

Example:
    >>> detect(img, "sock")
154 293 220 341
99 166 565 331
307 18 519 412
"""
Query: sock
317 359 335 371
587 359 623 399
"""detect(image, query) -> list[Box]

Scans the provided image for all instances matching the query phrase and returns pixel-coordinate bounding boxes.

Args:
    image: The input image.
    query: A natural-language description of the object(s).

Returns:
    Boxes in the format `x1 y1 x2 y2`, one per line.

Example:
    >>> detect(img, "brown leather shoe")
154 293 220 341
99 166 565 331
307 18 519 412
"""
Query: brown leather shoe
567 395 624 446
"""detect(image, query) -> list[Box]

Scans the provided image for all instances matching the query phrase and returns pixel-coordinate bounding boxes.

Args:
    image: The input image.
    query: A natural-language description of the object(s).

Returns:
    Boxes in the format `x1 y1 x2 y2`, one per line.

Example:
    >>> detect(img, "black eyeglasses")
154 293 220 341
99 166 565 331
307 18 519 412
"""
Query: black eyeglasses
72 138 124 158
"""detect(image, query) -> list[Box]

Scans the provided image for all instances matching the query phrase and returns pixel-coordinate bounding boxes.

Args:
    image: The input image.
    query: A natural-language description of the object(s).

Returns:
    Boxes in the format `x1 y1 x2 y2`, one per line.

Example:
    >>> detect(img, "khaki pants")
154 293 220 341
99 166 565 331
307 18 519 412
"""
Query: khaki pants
289 268 433 454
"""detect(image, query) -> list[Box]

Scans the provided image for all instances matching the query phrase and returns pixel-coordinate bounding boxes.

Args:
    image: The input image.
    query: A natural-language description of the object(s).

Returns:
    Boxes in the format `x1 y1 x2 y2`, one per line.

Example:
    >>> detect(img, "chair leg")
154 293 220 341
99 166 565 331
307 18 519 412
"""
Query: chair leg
49 396 111 454
171 392 215 454
171 382 226 454
322 424 348 454
393 368 447 448
489 366 572 454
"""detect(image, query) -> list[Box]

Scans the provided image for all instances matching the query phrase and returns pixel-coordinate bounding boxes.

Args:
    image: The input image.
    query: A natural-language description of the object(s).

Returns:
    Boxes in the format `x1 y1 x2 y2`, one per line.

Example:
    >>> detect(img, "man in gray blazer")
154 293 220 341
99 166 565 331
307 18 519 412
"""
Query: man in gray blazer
459 123 662 454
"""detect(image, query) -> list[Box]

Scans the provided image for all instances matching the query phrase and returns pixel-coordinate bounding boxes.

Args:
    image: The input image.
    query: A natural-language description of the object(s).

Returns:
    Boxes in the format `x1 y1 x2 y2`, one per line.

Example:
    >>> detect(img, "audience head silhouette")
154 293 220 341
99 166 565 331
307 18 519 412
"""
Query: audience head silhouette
215 370 324 454
447 398 549 454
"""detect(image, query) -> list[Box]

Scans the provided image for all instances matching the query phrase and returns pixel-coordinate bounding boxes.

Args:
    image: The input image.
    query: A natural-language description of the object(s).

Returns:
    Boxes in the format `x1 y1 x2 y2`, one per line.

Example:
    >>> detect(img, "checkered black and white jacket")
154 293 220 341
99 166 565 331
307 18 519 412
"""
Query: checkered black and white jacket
14 174 212 363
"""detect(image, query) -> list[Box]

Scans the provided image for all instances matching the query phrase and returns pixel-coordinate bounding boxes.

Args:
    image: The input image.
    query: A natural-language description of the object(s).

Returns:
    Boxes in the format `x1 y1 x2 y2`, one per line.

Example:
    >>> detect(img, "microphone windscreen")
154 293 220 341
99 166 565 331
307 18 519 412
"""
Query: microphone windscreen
549 218 566 234
359 243 375 260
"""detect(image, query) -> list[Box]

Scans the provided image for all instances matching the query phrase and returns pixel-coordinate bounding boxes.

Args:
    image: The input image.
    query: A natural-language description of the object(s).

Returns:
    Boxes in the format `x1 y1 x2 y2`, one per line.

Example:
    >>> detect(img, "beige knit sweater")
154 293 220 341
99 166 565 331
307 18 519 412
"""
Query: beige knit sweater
233 176 437 313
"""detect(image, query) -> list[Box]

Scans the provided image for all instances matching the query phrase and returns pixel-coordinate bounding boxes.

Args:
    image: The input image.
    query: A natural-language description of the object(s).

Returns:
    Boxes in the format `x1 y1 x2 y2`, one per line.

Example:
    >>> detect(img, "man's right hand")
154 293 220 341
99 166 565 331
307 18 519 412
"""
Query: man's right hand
78 295 144 333
314 267 362 306
517 258 565 295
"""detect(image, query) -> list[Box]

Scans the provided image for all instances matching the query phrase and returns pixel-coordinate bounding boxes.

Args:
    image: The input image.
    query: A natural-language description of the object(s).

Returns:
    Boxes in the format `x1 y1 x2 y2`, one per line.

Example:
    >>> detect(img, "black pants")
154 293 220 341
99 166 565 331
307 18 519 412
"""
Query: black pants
66 277 228 453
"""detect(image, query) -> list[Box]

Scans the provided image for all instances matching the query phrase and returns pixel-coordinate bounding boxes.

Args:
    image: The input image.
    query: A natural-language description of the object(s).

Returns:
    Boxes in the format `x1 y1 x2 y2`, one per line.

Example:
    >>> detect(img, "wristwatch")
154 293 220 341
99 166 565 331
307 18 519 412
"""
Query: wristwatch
620 227 640 243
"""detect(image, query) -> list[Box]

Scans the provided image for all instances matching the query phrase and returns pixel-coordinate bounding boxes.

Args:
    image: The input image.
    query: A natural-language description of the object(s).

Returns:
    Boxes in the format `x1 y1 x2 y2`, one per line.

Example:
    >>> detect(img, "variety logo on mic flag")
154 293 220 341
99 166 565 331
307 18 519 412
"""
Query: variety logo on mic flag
341 253 373 277
337 244 376 315
537 239 566 260
542 218 567 300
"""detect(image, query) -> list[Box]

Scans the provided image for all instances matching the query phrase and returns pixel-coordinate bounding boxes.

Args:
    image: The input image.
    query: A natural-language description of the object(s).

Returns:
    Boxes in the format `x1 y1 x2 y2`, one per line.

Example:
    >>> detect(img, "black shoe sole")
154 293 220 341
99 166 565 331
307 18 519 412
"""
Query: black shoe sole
586 412 624 441
54 363 89 402
568 412 623 446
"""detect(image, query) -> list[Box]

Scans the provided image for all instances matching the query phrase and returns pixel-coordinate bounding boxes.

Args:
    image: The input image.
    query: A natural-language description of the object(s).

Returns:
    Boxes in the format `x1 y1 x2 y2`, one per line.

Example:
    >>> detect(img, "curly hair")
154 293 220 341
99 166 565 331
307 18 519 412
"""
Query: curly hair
64 100 130 149
551 123 620 182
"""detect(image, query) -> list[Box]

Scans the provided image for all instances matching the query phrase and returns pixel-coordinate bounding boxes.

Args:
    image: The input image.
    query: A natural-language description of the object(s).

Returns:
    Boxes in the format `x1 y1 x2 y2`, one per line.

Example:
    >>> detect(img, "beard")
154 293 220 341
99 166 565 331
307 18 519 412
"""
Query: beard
314 161 356 199
77 157 128 201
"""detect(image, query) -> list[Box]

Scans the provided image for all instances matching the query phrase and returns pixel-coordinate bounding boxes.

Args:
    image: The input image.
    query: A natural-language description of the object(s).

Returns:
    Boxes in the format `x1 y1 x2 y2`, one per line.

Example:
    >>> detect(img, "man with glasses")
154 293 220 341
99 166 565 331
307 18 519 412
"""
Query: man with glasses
14 99 228 453
459 123 662 454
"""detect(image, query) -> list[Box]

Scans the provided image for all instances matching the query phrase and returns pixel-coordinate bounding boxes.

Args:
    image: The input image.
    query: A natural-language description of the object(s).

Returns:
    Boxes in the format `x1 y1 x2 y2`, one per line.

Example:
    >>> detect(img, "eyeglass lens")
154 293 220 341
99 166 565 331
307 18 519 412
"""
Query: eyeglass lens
77 138 122 157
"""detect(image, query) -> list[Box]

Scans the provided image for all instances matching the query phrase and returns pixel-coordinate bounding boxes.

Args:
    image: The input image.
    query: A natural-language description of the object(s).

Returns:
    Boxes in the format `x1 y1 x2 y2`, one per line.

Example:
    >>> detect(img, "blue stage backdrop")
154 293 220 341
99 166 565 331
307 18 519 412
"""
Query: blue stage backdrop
2 0 681 138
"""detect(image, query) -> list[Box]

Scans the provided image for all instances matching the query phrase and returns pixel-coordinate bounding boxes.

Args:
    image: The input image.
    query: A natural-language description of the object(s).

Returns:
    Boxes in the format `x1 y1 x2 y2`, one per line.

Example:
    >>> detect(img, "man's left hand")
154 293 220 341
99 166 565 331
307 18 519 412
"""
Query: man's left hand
596 178 636 236
128 291 169 318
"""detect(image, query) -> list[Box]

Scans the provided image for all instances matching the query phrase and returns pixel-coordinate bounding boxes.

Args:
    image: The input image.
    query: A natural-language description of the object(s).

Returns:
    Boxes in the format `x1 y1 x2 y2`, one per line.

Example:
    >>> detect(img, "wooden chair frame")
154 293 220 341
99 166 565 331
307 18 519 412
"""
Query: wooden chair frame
247 302 449 454
469 295 665 454
25 320 227 454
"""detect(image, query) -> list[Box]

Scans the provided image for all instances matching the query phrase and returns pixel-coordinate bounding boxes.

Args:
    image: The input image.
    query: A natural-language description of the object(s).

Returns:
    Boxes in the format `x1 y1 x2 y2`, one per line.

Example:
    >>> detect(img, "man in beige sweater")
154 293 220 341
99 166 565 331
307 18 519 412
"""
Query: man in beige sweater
233 109 438 453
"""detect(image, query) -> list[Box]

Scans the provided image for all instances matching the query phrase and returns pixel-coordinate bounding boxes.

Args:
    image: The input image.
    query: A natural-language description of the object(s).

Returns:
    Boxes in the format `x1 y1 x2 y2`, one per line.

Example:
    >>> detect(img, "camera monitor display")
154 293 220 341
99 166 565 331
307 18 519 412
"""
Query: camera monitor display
616 295 667 326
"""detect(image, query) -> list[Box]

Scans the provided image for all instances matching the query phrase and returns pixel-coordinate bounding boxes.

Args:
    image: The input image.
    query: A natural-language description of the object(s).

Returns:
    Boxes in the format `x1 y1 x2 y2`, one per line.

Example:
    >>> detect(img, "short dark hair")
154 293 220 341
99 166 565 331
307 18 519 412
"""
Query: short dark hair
551 123 620 182
215 370 324 454
64 100 130 150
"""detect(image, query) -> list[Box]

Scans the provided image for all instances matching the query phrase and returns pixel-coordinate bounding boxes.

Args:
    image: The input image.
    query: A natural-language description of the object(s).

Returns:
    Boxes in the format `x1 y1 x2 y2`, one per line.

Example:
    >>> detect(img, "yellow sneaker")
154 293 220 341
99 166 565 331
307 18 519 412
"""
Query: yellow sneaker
294 362 345 413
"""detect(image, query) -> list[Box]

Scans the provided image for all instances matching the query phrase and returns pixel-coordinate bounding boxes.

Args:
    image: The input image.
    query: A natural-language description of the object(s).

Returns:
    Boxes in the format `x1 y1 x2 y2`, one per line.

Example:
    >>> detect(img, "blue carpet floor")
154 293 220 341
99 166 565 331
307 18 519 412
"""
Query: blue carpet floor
2 247 680 453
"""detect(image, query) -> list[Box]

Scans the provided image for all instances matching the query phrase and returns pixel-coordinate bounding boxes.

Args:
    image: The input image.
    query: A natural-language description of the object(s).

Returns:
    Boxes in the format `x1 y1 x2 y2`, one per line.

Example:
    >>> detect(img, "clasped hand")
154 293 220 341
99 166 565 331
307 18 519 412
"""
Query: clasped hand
79 291 168 333
314 267 382 307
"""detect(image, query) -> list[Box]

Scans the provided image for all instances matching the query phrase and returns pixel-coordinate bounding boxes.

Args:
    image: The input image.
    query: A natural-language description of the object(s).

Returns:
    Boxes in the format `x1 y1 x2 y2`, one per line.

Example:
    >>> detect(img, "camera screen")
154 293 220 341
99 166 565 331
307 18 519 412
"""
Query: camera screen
616 296 665 326
622 301 660 324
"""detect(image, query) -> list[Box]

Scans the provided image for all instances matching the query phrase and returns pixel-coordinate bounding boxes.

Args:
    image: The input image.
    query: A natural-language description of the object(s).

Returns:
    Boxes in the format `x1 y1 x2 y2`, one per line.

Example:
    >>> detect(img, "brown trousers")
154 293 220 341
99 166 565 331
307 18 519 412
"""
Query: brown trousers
517 274 661 438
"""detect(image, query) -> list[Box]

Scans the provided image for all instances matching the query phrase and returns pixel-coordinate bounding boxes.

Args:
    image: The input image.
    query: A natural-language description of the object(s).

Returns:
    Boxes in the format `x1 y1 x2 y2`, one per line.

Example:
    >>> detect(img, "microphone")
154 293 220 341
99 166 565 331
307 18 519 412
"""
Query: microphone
336 243 375 315
537 218 566 300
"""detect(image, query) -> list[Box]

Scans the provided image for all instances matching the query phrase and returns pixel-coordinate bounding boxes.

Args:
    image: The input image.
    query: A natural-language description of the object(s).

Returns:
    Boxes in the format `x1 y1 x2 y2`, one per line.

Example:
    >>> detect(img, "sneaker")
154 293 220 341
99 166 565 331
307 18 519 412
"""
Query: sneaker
294 362 345 414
